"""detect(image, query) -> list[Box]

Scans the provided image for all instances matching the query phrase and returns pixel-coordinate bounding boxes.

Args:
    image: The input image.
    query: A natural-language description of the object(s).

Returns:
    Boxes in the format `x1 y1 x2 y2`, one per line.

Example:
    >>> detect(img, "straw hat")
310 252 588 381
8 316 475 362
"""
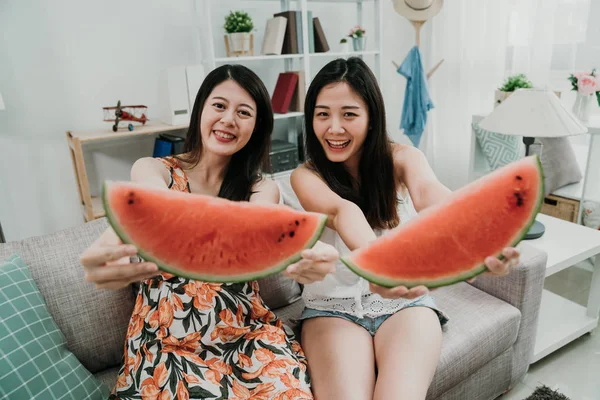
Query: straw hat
392 0 444 21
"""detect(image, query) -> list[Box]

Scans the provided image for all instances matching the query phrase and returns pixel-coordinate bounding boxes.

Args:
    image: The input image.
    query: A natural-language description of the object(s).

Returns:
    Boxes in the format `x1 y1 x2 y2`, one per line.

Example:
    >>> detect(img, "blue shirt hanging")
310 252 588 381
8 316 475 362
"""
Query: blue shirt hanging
398 45 434 148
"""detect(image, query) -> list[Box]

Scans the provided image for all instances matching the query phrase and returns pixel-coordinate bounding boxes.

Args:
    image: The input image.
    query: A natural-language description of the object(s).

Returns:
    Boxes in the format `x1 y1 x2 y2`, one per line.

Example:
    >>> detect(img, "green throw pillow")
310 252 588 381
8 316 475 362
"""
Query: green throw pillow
473 122 523 170
0 254 109 400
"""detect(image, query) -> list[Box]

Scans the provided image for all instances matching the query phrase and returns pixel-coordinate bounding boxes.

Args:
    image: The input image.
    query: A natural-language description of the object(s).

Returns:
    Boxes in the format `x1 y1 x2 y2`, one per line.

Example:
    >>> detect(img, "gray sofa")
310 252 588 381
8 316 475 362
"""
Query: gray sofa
0 217 546 400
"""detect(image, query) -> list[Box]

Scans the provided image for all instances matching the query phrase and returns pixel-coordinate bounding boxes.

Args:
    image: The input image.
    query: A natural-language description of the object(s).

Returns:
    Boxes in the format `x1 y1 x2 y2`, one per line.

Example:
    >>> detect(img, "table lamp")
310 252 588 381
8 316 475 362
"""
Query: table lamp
479 88 588 239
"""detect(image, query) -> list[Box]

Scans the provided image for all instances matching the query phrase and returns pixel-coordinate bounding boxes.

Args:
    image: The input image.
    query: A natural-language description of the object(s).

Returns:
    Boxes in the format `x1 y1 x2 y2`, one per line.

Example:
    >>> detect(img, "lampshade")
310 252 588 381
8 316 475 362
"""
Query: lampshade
0 93 4 110
479 88 588 137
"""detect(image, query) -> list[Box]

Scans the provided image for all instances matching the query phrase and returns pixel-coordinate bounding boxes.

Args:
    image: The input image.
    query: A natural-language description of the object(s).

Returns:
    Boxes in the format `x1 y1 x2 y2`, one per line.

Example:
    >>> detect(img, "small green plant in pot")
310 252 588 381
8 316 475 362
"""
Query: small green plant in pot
339 37 350 53
224 10 254 56
495 74 534 107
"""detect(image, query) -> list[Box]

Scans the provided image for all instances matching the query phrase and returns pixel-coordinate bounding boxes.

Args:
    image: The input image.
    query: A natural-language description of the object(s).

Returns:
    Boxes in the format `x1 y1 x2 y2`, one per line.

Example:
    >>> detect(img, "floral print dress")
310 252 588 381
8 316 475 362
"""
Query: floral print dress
111 157 313 400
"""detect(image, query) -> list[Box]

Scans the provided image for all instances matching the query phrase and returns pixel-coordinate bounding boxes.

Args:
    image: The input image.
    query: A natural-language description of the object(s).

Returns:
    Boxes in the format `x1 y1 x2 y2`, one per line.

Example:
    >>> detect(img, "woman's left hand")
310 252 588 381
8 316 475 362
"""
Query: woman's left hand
370 247 521 299
470 247 520 281
284 241 339 284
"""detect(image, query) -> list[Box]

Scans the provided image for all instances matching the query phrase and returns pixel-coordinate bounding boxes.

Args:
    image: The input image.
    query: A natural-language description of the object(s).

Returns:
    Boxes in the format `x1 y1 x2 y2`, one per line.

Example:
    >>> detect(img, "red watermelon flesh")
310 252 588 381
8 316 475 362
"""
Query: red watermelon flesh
102 181 327 282
341 156 544 288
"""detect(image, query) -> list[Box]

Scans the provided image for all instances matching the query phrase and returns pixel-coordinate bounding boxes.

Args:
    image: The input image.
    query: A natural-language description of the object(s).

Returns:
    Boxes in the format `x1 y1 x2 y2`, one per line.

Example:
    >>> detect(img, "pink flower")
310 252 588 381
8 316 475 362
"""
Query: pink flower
577 75 598 95
349 25 365 37
574 71 588 80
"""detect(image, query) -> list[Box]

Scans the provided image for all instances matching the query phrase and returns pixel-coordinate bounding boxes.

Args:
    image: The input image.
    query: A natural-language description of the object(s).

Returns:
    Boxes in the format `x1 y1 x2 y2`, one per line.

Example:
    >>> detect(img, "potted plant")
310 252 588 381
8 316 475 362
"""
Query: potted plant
569 69 599 122
495 73 533 108
224 10 254 56
349 25 366 52
339 37 350 53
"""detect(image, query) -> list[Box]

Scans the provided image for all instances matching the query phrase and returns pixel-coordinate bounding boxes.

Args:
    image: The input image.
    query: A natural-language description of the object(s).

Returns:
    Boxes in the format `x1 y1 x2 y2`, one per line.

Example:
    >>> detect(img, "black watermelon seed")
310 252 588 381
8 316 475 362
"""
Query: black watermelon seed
513 193 524 206
516 175 522 180
277 238 282 243
128 199 134 205
295 220 299 226
280 233 285 239
289 231 295 238
128 191 134 196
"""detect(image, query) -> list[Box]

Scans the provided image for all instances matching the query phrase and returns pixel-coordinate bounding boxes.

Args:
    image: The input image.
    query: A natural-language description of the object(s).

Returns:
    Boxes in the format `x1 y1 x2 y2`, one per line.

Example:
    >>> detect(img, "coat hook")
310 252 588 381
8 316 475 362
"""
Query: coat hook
392 19 443 79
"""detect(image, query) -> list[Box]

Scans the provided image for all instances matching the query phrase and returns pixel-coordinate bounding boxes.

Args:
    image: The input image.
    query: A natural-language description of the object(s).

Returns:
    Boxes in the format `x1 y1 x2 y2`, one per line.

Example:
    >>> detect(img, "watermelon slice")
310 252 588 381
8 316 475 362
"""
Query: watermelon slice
341 156 544 288
102 181 327 282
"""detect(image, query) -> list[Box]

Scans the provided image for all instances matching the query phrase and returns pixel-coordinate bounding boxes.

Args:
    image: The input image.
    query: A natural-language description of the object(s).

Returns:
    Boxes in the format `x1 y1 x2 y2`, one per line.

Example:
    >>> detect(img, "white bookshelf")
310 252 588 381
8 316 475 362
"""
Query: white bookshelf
214 54 305 63
197 0 383 82
194 0 384 174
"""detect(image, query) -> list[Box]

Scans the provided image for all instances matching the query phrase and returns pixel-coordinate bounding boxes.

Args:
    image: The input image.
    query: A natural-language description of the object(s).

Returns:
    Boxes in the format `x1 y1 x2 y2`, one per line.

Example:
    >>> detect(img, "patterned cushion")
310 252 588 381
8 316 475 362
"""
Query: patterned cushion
473 122 524 170
0 218 135 373
0 254 109 399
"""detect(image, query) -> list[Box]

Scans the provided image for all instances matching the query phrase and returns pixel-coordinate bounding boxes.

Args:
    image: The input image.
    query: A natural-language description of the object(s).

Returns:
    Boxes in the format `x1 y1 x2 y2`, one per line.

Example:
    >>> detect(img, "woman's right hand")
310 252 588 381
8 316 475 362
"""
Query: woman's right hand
80 228 158 290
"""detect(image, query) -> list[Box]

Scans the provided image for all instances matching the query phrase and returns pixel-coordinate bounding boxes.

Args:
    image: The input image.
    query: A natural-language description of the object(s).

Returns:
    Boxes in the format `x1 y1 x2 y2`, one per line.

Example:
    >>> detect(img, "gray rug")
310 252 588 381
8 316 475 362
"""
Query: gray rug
523 385 570 400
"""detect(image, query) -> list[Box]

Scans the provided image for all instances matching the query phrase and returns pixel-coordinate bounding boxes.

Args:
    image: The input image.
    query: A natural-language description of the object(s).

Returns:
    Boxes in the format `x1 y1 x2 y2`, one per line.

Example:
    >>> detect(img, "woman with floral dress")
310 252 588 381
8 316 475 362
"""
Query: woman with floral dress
80 64 338 400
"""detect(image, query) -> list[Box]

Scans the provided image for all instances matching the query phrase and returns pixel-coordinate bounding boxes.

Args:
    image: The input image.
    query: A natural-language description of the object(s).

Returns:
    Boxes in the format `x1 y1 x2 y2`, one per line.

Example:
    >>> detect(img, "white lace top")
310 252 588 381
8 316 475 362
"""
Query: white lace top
302 186 421 318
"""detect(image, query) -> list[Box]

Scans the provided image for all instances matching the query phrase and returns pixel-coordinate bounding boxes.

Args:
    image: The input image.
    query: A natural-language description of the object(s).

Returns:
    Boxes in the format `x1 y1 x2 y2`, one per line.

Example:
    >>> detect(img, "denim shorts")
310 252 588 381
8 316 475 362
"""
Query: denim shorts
299 296 449 336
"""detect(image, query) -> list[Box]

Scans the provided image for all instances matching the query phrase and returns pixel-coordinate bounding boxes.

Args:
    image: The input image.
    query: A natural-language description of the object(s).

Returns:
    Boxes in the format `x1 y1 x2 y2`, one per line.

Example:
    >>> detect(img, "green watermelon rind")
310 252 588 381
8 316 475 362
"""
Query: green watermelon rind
102 181 328 283
340 155 545 289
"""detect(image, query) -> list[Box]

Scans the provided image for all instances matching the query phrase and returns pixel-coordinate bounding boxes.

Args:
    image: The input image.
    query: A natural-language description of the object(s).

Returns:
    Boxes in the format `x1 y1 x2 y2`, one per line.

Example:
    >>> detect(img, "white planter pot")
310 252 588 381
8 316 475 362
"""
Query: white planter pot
339 42 351 53
228 32 251 52
494 90 512 108
352 36 367 52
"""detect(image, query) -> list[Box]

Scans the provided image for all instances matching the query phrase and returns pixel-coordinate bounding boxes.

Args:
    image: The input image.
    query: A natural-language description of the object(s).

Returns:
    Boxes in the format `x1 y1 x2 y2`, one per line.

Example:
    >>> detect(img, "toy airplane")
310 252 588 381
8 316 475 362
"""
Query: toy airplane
103 101 148 132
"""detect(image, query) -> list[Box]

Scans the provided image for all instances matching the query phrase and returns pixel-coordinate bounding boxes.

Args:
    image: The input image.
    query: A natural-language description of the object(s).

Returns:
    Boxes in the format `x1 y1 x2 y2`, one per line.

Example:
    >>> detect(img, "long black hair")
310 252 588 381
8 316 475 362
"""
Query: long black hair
304 57 399 229
176 64 273 201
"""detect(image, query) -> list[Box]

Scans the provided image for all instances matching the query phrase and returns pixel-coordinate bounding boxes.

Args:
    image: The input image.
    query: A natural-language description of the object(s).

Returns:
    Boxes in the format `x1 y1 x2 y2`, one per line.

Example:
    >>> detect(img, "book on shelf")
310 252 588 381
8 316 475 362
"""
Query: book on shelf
271 10 316 54
274 10 298 54
306 11 315 53
313 17 329 53
288 70 306 112
261 16 287 55
271 72 299 114
295 12 303 54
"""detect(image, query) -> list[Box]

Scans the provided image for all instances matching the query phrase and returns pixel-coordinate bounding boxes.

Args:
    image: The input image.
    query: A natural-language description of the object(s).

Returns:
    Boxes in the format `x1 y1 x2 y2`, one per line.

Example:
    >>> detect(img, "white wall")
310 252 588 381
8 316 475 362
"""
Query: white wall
0 0 415 241
0 0 200 241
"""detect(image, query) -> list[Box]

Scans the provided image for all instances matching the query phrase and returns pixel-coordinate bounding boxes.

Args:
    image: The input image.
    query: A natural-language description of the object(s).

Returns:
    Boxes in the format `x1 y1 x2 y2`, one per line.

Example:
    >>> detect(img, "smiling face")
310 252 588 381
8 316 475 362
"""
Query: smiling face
199 80 257 157
312 82 369 165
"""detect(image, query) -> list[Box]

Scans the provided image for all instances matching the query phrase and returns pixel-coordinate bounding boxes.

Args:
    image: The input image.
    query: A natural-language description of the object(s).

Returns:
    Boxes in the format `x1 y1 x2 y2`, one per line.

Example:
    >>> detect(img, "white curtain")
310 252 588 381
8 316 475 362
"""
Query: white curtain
424 0 511 190
425 0 592 190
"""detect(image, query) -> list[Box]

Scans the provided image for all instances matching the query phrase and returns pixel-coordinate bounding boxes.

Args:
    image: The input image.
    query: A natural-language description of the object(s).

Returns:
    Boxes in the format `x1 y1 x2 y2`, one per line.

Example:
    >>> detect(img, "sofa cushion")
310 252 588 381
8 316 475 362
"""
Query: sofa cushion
473 122 523 170
254 173 304 310
0 254 109 399
0 218 134 373
272 296 306 339
535 137 582 195
428 282 521 398
94 366 120 394
256 273 302 310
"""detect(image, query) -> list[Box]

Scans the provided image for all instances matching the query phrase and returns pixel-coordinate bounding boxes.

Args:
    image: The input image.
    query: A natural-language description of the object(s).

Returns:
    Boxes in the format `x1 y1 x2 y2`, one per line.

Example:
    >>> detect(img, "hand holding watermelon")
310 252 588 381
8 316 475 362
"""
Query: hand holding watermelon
80 228 159 290
284 240 339 284
368 247 520 299
477 247 521 279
